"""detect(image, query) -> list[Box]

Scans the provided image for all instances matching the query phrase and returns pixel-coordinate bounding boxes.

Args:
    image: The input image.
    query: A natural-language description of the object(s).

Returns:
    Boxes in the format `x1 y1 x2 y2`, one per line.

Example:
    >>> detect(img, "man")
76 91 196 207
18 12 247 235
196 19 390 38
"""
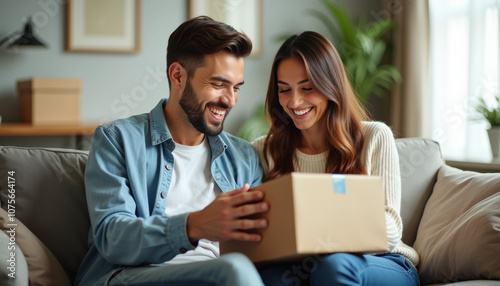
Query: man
75 16 268 286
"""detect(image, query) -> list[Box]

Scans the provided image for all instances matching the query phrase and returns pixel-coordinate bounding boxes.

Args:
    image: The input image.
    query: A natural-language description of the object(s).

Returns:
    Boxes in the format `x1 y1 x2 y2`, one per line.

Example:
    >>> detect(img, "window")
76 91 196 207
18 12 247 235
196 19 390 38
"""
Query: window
429 0 499 161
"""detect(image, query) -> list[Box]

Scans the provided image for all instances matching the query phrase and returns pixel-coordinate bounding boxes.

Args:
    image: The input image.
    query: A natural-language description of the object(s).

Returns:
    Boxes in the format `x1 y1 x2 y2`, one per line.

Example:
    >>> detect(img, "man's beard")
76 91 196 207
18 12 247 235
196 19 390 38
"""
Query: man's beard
179 80 230 136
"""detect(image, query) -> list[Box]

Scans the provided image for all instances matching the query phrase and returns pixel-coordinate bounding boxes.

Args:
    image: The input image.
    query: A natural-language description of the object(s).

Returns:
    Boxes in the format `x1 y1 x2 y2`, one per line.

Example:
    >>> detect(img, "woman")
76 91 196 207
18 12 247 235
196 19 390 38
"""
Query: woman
252 31 420 286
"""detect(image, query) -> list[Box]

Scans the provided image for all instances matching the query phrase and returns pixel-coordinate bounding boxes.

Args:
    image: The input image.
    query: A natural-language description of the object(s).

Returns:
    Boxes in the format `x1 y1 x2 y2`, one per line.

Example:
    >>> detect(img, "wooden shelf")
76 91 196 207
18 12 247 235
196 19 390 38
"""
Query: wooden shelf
0 123 99 136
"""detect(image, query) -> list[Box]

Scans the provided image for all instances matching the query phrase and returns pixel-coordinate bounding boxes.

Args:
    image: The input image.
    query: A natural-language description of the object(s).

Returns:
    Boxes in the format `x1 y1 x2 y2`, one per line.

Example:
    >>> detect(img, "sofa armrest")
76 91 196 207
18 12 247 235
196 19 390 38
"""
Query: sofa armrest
395 138 444 246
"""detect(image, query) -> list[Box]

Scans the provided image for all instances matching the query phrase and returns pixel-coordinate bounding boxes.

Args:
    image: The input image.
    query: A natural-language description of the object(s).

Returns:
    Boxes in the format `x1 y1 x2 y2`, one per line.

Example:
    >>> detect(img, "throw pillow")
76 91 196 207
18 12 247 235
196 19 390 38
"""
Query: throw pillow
413 165 500 284
0 230 29 286
0 208 71 286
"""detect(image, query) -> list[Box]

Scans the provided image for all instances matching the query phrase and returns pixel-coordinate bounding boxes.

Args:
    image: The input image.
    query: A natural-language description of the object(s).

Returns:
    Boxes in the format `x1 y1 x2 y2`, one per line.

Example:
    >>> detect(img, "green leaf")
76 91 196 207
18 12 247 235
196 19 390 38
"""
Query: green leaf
320 0 356 46
308 10 343 45
474 95 500 127
275 33 294 42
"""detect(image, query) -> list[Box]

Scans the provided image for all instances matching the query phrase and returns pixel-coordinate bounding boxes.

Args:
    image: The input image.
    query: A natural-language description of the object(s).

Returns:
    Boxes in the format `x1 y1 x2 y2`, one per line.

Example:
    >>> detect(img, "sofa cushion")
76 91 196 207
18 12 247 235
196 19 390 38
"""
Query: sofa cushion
395 138 443 246
0 227 29 286
413 165 500 284
0 146 89 284
0 208 71 285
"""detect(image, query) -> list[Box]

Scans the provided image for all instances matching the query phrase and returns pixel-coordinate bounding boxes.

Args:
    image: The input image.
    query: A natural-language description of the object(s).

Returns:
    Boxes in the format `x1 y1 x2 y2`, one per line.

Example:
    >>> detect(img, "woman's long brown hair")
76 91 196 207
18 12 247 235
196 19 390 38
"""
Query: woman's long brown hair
263 31 369 181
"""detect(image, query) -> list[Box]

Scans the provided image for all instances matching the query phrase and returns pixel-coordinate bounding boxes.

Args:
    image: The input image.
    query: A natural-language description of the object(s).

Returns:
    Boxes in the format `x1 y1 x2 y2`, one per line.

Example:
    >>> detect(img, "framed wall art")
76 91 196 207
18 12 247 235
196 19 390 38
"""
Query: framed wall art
188 0 262 57
66 0 141 53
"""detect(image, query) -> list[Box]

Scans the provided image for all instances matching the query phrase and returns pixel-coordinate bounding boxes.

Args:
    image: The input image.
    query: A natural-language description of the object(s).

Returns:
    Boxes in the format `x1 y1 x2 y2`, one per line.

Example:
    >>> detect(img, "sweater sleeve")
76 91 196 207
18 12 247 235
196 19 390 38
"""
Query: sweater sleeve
251 135 272 176
360 122 403 252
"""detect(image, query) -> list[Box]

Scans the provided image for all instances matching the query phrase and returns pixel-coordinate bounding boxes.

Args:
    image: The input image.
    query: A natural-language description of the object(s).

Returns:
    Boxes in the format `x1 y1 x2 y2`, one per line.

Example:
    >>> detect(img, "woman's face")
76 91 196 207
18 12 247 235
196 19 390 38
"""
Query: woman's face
276 56 329 131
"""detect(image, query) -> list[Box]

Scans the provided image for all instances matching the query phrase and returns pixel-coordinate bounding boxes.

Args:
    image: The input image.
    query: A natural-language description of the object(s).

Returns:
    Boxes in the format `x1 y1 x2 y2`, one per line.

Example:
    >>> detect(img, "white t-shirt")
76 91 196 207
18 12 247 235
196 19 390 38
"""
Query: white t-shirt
163 138 222 265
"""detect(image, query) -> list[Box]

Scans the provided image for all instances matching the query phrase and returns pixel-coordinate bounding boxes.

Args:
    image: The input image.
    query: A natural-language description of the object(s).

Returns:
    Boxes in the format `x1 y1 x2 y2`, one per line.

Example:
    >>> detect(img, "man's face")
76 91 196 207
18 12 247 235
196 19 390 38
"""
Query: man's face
179 52 245 136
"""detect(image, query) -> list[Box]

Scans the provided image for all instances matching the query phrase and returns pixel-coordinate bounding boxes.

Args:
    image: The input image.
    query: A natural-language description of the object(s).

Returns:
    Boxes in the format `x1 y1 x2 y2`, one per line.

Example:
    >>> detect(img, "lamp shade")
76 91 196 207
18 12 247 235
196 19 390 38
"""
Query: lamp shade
0 18 47 49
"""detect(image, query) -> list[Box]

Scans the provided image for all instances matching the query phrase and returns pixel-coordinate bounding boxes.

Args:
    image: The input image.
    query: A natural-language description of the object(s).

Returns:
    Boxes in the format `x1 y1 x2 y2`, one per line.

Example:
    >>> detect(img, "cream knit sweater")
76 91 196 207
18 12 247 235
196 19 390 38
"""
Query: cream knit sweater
252 121 419 267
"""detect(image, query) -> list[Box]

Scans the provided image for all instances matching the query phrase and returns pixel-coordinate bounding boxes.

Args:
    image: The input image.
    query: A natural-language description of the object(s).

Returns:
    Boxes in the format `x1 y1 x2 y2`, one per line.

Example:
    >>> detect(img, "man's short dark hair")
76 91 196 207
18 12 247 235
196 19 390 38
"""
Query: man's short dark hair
166 16 252 87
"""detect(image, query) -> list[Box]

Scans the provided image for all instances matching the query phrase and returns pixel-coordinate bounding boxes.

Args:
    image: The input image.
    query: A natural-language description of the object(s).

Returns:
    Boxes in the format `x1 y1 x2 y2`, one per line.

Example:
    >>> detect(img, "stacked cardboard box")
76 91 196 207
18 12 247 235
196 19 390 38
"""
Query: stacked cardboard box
17 78 82 125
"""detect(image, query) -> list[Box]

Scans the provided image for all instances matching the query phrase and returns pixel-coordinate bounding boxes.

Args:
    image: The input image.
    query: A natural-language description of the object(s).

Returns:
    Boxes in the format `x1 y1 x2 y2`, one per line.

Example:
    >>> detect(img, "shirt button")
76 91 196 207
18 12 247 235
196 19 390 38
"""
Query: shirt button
160 192 166 198
180 247 187 253
165 164 172 170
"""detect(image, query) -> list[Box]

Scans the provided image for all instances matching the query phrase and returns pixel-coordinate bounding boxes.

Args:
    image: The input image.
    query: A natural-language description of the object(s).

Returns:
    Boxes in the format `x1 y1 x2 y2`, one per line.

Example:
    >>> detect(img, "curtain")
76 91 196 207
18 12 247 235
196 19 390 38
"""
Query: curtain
384 0 430 138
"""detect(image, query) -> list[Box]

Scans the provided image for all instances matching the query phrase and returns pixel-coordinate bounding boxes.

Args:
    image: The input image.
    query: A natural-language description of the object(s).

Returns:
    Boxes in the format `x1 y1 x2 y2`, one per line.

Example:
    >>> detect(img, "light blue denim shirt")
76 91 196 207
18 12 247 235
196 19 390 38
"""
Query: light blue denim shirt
75 98 263 285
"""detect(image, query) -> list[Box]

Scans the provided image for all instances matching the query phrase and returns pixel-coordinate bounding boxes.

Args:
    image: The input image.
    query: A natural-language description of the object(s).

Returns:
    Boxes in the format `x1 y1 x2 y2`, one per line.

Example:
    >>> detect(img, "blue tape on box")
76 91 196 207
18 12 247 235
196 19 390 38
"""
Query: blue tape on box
332 174 346 194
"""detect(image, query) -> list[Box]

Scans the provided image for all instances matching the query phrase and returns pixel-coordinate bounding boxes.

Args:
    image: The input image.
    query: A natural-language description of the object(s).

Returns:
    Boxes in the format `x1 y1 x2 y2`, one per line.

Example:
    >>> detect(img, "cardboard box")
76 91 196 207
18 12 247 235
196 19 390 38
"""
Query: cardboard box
220 172 388 262
17 78 82 125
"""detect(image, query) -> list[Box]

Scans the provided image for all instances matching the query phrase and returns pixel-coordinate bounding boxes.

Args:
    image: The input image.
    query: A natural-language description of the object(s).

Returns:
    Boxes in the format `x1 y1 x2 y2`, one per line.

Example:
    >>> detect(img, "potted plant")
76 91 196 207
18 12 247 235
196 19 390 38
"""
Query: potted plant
475 95 500 158
308 0 401 104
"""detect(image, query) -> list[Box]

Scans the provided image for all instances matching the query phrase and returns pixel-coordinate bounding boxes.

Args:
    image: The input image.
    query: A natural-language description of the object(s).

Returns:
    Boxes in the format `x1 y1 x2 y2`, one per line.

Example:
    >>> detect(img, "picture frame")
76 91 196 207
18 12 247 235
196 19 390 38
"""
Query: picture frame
188 0 262 57
66 0 141 53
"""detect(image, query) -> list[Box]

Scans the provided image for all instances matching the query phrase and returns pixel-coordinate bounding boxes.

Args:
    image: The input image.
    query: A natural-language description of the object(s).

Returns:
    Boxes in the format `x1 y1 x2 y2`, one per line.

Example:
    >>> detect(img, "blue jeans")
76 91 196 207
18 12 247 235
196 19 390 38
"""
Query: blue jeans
104 253 264 286
258 253 420 286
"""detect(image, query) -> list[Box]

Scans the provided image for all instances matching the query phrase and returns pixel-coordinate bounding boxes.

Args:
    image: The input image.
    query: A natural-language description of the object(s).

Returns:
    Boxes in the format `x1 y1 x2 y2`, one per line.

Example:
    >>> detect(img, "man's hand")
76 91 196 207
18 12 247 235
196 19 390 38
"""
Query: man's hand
187 184 269 244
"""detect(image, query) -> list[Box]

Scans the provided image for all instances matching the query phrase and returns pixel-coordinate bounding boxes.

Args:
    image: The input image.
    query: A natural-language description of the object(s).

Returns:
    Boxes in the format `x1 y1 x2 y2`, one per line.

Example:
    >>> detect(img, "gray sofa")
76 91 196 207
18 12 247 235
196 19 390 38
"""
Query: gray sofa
0 138 499 285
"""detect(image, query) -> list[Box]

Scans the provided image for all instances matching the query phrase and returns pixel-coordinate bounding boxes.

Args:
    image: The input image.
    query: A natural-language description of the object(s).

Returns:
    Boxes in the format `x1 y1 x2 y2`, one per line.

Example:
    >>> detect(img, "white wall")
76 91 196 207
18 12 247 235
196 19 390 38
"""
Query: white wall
0 0 382 148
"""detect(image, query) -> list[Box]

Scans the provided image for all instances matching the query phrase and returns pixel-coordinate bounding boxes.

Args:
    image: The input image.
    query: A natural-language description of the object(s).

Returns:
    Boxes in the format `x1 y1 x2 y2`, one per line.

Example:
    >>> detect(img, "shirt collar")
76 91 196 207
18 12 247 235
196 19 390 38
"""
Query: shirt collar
149 98 172 146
